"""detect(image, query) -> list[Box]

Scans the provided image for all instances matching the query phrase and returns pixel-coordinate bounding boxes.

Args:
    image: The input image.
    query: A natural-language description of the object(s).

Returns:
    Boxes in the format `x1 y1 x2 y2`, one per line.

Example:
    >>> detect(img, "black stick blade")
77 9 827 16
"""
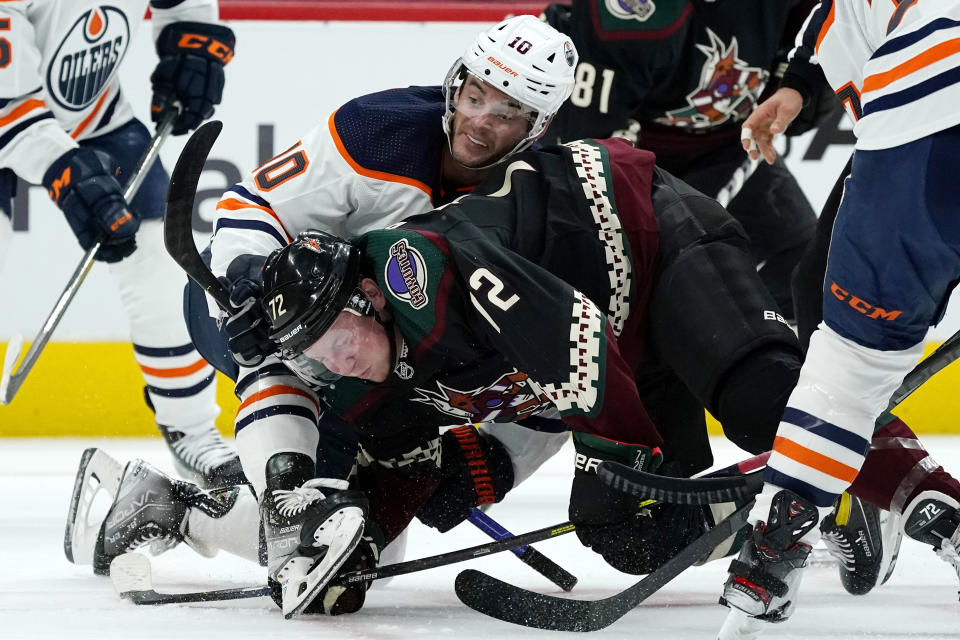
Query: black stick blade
163 120 231 310
454 502 752 632
597 462 763 505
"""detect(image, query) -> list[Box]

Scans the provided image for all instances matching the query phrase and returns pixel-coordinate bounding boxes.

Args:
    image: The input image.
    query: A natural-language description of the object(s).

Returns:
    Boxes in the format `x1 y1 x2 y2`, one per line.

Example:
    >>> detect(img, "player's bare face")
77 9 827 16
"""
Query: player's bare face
302 311 392 383
451 76 532 168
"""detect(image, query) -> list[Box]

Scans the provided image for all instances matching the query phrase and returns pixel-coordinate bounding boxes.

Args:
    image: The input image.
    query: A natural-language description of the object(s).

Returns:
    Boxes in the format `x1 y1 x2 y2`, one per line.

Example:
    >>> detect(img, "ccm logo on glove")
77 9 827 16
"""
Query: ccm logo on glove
175 32 234 64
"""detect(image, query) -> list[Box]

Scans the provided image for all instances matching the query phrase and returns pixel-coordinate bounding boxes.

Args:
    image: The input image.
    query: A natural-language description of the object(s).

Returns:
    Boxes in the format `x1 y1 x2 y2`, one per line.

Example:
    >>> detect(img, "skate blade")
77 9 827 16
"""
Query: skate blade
718 607 767 640
0 333 23 405
283 508 366 619
64 448 124 564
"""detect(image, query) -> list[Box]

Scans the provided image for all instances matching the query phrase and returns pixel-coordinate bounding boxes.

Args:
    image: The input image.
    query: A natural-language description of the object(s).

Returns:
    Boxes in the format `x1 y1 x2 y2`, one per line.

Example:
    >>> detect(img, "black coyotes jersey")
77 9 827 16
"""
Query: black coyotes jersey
320 138 663 460
543 0 818 156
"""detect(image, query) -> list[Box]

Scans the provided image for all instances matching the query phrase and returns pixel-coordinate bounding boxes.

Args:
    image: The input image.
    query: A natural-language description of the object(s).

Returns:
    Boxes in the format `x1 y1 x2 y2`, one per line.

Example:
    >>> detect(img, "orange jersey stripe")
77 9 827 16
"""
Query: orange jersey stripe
237 384 320 414
0 98 46 128
71 89 110 139
327 110 434 200
863 37 960 93
815 1 836 55
773 435 860 483
216 197 292 241
140 358 209 379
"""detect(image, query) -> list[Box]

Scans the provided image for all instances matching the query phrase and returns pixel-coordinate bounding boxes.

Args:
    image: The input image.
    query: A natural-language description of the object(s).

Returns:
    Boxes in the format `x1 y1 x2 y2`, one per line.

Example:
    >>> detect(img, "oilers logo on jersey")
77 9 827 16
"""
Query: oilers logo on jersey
47 6 129 112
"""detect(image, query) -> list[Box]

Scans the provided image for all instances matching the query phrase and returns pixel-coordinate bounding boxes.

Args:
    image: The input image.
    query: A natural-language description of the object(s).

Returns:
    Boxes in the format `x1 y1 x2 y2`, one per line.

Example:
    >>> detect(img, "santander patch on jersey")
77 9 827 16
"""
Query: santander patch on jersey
47 6 129 112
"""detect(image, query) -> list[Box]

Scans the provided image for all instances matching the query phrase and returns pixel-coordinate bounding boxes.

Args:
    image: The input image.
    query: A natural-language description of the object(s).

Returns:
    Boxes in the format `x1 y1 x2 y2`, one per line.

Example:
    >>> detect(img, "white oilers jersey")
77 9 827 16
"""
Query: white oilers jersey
208 86 450 281
0 0 217 183
807 1 960 150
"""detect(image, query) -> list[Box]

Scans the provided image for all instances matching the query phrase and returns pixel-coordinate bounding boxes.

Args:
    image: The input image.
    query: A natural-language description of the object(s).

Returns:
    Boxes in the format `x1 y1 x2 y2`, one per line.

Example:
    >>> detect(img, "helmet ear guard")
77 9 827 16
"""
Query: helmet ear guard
443 15 578 164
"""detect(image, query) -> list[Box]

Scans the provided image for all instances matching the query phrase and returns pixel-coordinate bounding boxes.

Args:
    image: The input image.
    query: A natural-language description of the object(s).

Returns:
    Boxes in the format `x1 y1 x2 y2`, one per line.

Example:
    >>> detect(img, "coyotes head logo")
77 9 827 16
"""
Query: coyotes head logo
656 29 767 129
413 369 550 423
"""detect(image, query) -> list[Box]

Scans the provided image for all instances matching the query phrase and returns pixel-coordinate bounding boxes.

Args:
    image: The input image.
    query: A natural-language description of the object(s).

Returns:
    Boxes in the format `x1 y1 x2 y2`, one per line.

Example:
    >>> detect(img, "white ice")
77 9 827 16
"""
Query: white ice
2 436 959 640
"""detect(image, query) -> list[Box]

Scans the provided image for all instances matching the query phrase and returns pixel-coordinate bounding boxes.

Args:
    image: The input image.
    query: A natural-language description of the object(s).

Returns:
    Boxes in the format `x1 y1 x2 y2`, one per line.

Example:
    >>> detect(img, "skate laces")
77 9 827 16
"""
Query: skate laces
273 478 350 518
821 529 857 570
169 425 237 473
126 523 178 554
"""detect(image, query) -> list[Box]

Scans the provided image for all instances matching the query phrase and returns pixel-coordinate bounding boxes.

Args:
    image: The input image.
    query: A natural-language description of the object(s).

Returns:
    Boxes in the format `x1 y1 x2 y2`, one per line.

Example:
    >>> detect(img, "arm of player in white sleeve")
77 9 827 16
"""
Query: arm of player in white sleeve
477 422 570 488
209 114 435 278
149 0 219 38
0 5 77 183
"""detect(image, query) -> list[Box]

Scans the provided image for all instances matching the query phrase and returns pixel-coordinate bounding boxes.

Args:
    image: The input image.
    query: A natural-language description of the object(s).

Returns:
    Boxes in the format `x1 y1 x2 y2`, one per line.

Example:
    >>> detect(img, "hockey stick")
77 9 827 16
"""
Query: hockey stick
715 156 759 208
454 501 752 632
584 360 931 611
468 508 578 592
598 326 960 505
110 519 583 605
162 119 232 310
0 108 178 405
598 450 770 505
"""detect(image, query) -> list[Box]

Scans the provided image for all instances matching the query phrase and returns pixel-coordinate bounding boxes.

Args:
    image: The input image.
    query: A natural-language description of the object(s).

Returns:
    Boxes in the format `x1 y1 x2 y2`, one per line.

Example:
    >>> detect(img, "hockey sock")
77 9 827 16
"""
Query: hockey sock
109 219 220 430
185 485 261 562
849 413 960 515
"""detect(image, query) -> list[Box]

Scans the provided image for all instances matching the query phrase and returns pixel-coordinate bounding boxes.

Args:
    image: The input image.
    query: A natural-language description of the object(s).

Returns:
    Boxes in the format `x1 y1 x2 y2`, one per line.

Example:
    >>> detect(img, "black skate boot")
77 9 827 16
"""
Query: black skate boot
261 453 369 619
64 453 242 575
902 491 960 591
719 490 819 624
819 491 902 595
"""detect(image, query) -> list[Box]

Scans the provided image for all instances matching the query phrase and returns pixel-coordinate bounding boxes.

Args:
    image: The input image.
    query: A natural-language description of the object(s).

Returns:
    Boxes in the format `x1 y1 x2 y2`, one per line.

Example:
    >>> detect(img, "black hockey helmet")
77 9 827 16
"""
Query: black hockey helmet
260 230 363 361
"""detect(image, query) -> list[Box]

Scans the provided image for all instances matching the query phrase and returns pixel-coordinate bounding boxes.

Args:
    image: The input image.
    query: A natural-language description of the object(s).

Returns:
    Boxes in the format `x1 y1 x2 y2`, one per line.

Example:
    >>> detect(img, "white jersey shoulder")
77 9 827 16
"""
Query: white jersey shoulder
208 112 436 279
815 1 960 150
0 0 217 182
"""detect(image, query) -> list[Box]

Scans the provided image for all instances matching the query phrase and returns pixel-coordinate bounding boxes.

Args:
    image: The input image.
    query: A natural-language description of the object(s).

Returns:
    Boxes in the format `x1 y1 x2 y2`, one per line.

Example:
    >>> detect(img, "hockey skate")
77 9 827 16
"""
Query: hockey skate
719 490 819 628
64 449 242 575
157 422 246 489
261 453 369 618
819 491 902 595
902 490 960 591
145 386 246 489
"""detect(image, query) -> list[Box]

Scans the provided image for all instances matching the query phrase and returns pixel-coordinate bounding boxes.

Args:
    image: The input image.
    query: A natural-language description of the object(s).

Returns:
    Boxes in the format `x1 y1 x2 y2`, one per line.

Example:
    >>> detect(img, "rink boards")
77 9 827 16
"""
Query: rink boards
0 340 956 436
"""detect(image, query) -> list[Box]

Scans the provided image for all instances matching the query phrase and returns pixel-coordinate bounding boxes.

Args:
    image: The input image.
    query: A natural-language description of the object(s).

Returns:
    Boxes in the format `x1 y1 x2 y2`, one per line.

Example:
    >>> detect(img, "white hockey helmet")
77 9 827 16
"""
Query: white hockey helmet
442 15 578 163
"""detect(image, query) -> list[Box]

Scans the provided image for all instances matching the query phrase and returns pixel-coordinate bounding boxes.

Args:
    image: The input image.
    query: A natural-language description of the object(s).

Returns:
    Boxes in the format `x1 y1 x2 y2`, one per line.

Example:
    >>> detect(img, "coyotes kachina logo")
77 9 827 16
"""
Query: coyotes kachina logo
656 29 767 129
47 6 130 111
413 369 550 423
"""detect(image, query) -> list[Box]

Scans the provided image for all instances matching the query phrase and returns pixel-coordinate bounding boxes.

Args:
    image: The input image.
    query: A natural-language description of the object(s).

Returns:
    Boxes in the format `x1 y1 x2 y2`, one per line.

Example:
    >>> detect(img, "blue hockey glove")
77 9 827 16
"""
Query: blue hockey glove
151 21 235 135
42 147 138 263
221 254 273 368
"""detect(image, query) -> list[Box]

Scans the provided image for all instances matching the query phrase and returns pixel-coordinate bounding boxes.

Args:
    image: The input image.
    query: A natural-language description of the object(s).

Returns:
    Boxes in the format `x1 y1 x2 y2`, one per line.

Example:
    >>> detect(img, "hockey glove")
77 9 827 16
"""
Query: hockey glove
151 21 235 135
43 147 138 263
569 432 670 572
416 425 515 532
220 254 273 368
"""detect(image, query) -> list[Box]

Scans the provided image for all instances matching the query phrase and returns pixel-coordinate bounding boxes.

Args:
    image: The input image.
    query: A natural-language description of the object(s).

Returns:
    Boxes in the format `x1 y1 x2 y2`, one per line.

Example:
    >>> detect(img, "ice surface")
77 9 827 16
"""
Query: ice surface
2 436 959 639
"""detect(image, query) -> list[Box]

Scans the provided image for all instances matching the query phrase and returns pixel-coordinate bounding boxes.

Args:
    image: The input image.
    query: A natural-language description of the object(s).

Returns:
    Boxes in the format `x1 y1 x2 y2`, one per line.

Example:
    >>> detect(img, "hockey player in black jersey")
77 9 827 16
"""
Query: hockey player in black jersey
209 135 806 616
541 0 837 322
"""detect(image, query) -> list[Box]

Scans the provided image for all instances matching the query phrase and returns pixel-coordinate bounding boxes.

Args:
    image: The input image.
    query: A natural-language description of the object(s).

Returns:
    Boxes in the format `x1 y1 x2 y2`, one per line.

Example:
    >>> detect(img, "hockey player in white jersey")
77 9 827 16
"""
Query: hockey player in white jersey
0 1 243 489
722 2 960 637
